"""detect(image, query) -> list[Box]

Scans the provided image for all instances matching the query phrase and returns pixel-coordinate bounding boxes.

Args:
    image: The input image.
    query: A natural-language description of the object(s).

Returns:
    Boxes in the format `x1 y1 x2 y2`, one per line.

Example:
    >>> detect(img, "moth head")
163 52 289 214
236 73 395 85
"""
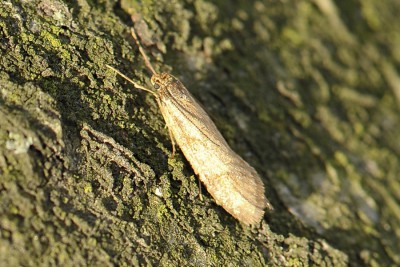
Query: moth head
151 73 174 90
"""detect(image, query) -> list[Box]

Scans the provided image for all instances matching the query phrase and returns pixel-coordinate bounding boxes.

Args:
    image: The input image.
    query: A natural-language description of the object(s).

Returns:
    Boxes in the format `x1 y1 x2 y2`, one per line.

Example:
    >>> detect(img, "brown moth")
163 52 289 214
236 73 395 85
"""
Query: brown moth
107 28 272 225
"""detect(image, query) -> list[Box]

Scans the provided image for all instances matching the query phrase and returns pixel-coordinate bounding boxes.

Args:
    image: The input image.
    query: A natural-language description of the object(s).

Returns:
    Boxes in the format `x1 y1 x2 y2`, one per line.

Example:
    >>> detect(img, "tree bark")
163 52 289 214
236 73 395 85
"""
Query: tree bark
1 0 399 266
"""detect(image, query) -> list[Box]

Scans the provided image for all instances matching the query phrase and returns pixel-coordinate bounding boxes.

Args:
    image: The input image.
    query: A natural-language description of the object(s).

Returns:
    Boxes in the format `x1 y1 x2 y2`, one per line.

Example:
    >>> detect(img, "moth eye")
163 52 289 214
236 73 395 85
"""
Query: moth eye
153 83 160 90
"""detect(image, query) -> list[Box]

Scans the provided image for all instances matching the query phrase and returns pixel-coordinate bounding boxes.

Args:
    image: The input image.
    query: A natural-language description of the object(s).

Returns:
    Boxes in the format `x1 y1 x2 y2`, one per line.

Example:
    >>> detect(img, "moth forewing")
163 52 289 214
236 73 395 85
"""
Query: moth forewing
156 75 271 224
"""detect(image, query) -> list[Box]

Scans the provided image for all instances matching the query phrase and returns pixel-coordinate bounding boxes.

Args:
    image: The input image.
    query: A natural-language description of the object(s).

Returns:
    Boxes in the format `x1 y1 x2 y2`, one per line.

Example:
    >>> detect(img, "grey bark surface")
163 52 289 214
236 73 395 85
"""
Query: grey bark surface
0 0 399 266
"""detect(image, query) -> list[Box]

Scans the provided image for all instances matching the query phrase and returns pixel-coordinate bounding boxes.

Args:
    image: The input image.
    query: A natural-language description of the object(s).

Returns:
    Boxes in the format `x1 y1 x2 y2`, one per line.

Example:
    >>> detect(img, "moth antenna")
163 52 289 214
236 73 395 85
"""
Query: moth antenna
131 27 157 75
106 64 156 96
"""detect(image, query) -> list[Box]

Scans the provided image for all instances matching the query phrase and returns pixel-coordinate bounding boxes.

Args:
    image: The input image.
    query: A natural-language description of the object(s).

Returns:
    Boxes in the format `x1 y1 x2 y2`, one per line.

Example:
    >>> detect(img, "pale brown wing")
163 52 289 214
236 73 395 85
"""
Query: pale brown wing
222 153 271 210
159 78 231 149
157 77 272 224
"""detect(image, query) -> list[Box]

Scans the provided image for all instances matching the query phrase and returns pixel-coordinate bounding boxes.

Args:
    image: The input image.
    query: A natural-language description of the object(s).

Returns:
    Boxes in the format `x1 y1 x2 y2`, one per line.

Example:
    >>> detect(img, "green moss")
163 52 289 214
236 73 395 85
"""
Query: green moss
83 183 92 193
40 30 62 48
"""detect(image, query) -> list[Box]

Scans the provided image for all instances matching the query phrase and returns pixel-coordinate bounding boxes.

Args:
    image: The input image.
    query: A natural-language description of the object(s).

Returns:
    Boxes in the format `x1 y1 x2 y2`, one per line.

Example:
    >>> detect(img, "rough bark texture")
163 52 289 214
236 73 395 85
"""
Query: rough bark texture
1 0 399 266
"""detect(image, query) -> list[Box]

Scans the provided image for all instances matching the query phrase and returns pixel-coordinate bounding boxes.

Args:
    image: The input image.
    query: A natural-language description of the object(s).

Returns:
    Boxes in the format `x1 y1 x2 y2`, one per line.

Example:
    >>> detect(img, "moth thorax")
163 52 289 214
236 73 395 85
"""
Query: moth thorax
151 73 174 89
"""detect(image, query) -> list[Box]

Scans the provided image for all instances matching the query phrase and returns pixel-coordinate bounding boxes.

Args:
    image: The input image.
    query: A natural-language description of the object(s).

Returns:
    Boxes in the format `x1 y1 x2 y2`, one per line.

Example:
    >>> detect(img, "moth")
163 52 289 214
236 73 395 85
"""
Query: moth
107 28 273 225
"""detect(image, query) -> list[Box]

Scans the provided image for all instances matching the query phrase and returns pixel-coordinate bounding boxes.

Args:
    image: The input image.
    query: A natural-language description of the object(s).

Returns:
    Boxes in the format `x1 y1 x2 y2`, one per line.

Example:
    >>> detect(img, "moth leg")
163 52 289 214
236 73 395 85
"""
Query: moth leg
168 126 176 158
198 179 203 201
159 102 177 158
